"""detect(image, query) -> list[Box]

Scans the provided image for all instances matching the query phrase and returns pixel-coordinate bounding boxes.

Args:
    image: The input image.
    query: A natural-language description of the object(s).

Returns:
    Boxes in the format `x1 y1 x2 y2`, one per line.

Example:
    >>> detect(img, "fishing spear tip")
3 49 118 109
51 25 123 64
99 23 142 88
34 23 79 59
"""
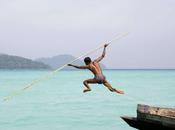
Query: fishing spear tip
3 98 8 102
3 96 13 102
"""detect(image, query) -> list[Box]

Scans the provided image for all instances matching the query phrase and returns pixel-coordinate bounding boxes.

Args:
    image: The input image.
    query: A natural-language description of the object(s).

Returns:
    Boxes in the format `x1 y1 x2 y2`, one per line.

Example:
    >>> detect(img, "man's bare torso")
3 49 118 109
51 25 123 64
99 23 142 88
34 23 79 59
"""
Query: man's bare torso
87 61 103 77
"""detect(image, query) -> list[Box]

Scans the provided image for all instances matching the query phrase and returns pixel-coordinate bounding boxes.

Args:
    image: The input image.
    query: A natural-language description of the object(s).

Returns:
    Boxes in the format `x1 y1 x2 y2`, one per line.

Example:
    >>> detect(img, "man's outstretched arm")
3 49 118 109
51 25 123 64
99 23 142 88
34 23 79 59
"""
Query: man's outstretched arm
67 64 88 69
94 44 109 62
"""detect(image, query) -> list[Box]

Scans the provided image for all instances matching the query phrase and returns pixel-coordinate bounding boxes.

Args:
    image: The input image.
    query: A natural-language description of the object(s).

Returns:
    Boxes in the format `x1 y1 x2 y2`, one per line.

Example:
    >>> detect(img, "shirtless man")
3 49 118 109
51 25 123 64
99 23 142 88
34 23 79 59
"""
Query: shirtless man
68 44 124 94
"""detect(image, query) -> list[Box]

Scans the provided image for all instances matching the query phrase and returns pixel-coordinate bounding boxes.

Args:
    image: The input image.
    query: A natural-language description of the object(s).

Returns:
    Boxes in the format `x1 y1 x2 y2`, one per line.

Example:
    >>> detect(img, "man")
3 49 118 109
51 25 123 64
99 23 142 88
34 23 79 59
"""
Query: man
68 44 124 94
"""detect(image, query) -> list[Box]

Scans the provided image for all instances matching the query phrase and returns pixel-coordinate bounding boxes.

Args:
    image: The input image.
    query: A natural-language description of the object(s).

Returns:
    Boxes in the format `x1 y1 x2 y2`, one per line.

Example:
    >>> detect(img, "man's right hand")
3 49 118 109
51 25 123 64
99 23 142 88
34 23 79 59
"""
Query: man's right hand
67 64 72 66
104 44 109 48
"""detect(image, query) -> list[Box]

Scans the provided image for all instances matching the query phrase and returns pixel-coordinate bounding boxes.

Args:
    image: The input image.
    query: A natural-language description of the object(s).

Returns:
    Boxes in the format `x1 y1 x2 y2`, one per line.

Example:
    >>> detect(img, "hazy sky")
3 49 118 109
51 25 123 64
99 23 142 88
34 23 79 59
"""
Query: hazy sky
0 0 175 68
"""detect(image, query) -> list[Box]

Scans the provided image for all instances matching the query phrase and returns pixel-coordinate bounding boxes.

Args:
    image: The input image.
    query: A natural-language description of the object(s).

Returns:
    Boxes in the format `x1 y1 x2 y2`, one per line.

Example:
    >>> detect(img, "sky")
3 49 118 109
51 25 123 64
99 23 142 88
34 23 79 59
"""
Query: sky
0 0 175 69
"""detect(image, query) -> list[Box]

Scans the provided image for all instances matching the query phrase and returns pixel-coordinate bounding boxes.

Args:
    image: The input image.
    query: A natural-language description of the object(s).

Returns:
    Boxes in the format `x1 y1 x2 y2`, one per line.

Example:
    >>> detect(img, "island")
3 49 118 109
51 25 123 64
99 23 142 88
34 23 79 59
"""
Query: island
0 54 51 70
0 54 107 70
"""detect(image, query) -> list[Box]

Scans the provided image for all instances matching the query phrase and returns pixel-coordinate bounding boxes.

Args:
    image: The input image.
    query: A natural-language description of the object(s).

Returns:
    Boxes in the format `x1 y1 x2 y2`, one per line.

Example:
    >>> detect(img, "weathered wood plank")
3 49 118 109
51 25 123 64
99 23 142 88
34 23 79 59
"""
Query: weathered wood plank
137 104 175 128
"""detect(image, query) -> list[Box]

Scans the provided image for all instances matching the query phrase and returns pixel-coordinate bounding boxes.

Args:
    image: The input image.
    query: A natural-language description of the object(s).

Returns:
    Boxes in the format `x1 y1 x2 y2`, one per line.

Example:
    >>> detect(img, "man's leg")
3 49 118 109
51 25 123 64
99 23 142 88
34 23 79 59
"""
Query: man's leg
103 80 124 94
83 79 97 93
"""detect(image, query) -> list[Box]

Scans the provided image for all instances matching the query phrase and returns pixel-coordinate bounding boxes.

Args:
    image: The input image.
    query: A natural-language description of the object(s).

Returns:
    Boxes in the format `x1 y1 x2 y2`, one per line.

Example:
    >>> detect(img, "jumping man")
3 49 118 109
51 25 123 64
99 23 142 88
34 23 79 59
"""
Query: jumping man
68 44 124 94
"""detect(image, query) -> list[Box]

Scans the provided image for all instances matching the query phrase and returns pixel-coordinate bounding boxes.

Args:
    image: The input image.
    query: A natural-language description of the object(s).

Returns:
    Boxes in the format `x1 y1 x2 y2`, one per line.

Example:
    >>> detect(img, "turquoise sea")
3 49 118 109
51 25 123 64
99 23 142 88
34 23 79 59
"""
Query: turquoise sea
0 70 175 130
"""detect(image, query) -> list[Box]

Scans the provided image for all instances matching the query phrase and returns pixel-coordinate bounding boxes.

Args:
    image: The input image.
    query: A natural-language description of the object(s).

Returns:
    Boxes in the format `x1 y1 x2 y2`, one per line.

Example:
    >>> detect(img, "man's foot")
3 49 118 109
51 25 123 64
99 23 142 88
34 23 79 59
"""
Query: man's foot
83 89 91 93
115 89 124 94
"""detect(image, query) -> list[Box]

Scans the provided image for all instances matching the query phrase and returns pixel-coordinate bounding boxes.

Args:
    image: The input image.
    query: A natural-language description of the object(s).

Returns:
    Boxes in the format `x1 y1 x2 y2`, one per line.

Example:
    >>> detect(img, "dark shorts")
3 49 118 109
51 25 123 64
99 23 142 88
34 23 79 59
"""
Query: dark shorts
94 75 106 84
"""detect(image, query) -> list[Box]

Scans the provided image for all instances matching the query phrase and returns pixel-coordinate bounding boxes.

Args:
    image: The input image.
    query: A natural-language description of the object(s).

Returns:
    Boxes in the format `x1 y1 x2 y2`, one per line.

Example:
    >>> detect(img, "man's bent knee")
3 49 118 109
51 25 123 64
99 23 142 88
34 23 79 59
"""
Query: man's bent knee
83 80 88 85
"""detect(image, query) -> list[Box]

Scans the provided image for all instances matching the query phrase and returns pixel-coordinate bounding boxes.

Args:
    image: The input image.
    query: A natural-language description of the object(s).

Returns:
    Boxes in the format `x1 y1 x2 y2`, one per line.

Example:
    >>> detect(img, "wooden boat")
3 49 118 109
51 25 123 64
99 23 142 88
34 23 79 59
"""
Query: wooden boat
121 104 175 130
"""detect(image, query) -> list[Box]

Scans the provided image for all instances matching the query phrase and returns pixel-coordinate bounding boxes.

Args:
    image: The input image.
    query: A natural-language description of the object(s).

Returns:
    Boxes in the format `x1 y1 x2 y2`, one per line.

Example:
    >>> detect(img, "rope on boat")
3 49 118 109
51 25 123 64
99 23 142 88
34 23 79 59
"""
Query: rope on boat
3 32 129 102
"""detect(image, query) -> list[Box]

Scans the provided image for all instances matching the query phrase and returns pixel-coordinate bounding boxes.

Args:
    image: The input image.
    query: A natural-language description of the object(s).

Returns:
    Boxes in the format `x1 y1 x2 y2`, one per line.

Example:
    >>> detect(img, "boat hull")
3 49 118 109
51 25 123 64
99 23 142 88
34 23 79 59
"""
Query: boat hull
121 104 175 130
121 116 175 130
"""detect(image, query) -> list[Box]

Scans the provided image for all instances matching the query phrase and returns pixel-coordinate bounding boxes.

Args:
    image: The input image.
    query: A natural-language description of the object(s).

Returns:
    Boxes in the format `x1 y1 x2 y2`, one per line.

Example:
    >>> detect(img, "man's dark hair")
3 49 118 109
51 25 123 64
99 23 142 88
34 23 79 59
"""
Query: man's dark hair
84 57 91 65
